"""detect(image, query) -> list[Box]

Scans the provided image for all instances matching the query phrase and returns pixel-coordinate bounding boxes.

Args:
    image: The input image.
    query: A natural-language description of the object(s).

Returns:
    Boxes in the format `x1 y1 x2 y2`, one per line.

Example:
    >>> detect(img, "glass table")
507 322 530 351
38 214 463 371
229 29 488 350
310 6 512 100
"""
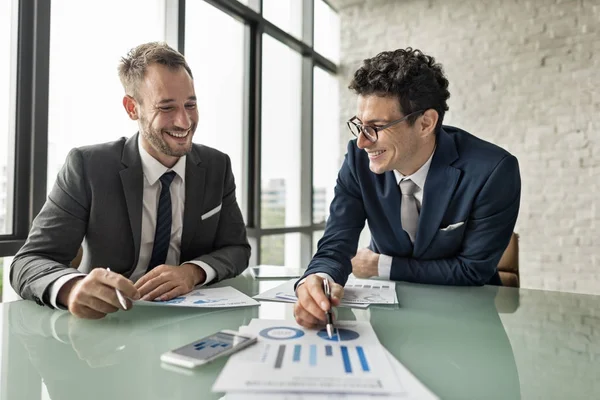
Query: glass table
1 273 598 399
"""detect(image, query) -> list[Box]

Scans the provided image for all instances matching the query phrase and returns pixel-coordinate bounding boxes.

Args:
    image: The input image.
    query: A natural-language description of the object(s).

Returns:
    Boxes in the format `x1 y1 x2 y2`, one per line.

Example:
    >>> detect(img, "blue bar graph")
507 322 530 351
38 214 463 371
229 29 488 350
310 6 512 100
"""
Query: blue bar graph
293 345 301 362
356 346 370 372
325 345 333 356
340 346 352 373
309 344 317 366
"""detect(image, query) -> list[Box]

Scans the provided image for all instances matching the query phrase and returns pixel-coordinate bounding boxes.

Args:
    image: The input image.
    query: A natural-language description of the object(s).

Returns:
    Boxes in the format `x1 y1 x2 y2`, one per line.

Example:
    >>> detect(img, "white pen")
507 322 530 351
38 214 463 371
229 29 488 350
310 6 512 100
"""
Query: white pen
106 268 128 310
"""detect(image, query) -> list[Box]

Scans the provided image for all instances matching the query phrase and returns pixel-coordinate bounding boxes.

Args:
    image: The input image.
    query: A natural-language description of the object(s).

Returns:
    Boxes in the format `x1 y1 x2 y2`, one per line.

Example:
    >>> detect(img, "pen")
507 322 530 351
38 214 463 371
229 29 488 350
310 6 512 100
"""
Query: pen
322 279 335 339
106 268 128 310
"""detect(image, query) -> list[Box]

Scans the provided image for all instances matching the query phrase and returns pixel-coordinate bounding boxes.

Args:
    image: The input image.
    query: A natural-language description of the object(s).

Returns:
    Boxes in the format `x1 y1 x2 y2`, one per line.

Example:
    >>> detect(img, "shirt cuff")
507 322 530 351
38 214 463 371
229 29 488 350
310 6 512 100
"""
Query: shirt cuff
378 254 392 280
183 260 216 286
49 273 87 309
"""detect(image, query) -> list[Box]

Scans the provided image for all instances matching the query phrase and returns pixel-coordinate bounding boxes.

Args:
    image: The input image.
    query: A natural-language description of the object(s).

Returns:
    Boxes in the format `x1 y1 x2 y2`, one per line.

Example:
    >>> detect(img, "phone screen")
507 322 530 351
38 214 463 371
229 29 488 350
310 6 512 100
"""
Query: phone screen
172 332 252 360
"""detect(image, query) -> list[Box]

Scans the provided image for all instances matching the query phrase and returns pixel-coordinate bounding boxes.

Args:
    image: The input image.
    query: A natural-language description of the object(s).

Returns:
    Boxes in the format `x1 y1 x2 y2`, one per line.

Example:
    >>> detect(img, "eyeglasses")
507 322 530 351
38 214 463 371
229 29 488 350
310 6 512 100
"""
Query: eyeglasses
346 110 425 143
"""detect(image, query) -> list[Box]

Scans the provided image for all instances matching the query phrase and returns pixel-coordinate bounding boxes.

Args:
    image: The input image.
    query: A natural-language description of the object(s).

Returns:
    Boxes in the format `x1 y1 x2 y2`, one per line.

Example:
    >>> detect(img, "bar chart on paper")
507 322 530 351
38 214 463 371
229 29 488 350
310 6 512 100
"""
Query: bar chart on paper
256 326 371 375
213 320 405 395
268 343 370 374
253 277 398 307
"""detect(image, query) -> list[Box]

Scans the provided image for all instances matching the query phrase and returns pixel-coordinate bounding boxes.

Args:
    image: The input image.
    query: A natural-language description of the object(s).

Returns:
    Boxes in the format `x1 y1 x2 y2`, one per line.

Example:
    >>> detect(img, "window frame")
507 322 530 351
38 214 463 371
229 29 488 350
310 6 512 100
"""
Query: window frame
0 0 340 268
0 0 50 256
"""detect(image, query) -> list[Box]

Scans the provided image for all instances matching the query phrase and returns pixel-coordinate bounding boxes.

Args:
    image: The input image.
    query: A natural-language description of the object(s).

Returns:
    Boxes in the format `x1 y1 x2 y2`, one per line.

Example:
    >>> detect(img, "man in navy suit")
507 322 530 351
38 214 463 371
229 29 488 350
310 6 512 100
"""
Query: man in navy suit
294 48 521 329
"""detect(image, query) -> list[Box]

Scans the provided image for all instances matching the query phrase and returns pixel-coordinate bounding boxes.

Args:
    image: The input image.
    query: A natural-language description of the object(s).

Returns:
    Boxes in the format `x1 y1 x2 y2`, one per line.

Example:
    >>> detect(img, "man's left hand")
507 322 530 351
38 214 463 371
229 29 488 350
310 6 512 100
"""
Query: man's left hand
351 248 380 278
135 264 206 301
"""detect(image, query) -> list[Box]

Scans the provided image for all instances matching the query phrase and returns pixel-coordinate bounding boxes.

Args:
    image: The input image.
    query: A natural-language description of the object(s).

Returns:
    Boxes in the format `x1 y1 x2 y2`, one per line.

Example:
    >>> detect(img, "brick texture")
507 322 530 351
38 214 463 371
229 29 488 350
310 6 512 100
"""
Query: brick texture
332 0 600 294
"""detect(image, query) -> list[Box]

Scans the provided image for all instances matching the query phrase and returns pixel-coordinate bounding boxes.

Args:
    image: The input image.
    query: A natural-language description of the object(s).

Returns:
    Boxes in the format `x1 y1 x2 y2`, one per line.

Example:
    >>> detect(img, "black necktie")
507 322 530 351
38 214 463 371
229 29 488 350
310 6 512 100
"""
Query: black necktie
147 171 177 271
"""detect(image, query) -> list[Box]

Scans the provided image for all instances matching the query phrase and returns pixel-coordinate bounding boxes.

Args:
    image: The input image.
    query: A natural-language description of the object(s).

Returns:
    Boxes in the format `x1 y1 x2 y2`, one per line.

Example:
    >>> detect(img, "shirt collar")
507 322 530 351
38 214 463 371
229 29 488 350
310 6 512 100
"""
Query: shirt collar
138 135 186 186
393 147 436 190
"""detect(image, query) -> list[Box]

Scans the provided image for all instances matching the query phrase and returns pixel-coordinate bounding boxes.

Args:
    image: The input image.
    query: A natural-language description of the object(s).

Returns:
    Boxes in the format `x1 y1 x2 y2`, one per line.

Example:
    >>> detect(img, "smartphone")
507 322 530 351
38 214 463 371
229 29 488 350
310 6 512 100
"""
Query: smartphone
160 330 257 368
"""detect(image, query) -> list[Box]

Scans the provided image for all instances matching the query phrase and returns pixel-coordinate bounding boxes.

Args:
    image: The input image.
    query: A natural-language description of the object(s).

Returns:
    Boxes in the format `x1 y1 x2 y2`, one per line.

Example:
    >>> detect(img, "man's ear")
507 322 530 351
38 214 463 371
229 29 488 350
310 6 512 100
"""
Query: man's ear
123 95 139 120
419 109 439 137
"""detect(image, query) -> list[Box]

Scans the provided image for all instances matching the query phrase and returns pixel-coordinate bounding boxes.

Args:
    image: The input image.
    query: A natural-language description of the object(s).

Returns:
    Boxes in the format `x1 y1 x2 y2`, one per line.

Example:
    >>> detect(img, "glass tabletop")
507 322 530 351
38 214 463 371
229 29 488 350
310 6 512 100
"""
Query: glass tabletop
1 273 598 400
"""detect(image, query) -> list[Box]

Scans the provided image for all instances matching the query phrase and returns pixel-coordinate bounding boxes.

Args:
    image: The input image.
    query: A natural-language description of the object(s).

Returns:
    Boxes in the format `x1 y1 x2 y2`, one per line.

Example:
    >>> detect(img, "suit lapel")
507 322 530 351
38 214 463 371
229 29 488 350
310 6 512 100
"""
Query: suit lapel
181 146 205 256
119 134 144 270
413 128 461 258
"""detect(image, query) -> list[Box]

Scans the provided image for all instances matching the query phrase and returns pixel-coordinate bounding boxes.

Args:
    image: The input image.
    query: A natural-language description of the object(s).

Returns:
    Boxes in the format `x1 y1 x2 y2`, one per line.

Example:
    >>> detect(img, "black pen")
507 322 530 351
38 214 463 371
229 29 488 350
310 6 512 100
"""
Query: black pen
322 279 335 338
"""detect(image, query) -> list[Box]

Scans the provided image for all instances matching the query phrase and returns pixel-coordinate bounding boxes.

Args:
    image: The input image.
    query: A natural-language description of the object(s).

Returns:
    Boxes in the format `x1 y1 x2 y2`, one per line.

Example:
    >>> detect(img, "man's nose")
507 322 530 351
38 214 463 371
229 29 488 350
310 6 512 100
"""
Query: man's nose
174 108 192 129
356 131 372 149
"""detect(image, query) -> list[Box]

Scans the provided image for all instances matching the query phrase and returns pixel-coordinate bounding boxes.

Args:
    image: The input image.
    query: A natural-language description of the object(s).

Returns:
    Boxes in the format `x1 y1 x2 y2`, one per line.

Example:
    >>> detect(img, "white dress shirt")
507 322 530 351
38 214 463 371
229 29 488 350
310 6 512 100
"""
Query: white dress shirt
49 137 216 308
377 150 435 279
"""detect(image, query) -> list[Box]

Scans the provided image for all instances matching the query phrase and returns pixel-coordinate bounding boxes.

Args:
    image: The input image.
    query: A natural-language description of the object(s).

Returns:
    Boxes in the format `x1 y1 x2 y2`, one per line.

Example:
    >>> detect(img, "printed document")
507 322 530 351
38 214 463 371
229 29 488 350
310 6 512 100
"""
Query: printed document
213 319 404 396
254 277 397 308
135 286 260 308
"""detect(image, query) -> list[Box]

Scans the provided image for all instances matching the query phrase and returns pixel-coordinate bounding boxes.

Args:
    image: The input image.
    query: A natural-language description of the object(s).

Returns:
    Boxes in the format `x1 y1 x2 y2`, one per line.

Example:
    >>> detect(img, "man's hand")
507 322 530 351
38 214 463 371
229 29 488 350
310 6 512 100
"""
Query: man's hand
351 248 380 278
294 275 344 329
134 263 206 301
58 268 140 319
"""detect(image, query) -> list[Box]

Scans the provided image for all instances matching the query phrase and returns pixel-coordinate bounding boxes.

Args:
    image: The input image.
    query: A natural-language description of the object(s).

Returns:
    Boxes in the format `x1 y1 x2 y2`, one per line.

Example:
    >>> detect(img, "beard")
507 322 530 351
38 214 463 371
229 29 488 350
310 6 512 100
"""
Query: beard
140 116 195 158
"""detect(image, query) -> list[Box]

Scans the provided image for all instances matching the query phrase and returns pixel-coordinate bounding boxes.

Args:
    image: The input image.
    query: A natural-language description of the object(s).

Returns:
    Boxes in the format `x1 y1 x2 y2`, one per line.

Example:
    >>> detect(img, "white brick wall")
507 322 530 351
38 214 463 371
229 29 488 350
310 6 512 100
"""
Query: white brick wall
332 0 600 295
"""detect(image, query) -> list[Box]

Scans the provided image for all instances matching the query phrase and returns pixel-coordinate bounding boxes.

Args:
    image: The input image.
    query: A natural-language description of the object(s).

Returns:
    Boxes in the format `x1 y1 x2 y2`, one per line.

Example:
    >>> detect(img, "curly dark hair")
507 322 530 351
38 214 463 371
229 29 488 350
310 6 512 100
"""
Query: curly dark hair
349 48 450 133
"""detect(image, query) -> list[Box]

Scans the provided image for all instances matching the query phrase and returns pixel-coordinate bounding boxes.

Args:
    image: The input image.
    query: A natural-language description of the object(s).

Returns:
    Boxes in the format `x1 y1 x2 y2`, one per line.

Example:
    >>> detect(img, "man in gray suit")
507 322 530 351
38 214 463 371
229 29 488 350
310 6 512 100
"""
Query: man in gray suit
10 42 250 319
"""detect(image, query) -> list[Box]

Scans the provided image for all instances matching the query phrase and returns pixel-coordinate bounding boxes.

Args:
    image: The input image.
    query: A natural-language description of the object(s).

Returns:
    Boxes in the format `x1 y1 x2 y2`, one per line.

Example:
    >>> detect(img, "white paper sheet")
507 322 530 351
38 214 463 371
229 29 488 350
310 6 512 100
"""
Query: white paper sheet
134 286 260 308
222 347 438 399
253 277 397 308
213 319 404 396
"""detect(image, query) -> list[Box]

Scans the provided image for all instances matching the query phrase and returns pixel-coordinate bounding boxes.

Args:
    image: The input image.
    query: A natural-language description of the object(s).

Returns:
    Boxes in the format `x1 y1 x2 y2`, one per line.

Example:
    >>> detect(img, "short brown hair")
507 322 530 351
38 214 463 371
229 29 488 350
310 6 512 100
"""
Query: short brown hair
118 42 193 100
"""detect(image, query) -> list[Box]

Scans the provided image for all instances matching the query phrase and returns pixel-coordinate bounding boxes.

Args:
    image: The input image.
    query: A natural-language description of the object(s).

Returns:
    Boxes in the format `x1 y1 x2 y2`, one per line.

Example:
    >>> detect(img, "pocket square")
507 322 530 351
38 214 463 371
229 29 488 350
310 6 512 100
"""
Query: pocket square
440 221 465 231
201 204 222 220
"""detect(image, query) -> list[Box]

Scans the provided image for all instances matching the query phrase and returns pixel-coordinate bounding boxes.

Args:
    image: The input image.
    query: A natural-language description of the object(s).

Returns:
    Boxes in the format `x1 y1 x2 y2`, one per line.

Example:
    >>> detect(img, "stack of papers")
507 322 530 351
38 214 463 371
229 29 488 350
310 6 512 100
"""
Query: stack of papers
213 319 437 399
134 286 260 308
253 277 398 309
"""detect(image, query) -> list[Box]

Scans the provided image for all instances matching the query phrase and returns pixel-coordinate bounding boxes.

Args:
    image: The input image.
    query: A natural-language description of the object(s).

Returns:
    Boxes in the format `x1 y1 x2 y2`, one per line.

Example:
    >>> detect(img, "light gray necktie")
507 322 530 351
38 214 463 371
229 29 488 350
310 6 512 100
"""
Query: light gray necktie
399 179 420 243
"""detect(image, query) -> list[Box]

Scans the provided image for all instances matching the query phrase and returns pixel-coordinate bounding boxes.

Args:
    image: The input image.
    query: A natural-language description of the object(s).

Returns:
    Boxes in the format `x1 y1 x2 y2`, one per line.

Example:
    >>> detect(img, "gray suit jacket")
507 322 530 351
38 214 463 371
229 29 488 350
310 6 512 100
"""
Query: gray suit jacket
10 134 251 307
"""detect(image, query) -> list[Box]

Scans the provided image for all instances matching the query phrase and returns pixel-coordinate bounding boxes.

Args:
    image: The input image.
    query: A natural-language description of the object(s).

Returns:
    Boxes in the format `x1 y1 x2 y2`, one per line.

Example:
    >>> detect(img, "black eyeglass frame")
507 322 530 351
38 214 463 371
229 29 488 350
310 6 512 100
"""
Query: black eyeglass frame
347 110 426 143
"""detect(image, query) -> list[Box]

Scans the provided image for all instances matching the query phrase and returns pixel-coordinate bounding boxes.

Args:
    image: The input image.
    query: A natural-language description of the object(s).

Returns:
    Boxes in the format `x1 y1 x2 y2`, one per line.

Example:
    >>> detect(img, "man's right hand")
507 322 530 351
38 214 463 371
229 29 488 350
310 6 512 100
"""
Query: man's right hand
57 268 141 319
294 274 344 329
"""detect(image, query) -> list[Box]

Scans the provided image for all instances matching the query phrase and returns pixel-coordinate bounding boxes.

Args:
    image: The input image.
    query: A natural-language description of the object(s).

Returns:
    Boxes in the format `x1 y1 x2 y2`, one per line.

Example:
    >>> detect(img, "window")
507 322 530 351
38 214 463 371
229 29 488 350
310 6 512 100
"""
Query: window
46 0 165 193
235 0 260 12
313 67 340 224
261 35 302 229
0 256 17 302
314 0 340 63
0 0 340 274
312 230 324 256
262 0 303 39
261 233 303 268
185 1 246 218
0 257 4 300
0 0 15 235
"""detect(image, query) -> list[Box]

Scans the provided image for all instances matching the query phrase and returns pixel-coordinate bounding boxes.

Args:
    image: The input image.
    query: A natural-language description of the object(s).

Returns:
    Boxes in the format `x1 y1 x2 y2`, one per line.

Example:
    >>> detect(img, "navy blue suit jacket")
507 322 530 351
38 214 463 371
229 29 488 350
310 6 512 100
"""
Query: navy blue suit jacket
302 126 521 286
